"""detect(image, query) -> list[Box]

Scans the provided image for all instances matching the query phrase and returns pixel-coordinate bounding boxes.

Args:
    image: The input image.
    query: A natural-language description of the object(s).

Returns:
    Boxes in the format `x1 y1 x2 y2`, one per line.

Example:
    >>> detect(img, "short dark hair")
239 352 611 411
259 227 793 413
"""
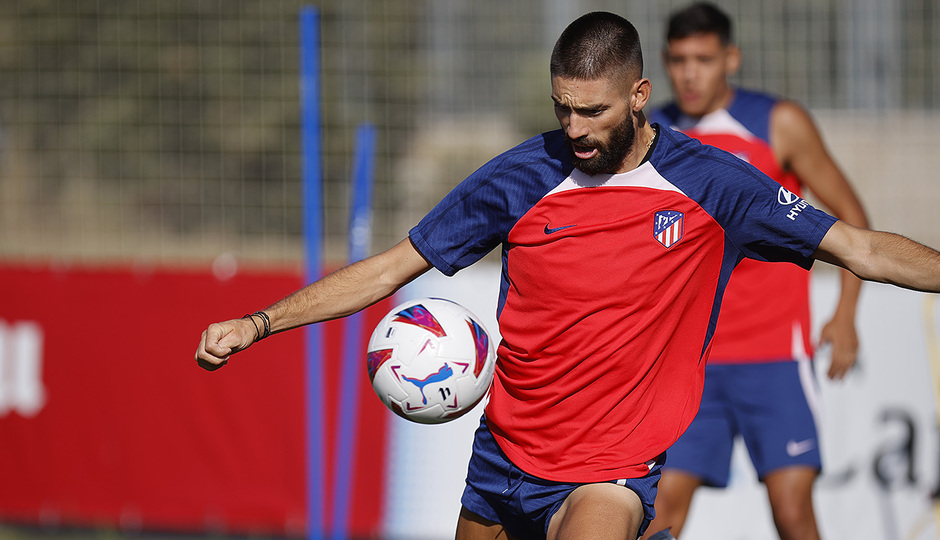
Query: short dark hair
666 3 733 45
550 11 643 81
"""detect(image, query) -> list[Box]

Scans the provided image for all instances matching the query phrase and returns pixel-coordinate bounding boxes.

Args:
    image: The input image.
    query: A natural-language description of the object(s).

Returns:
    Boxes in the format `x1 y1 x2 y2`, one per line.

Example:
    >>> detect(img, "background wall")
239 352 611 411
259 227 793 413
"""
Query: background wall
0 0 937 266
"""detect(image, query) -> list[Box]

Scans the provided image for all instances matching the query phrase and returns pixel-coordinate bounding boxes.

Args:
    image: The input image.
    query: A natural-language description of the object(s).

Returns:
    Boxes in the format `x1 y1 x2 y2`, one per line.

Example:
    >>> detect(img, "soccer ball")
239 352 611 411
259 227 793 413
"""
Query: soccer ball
366 297 496 424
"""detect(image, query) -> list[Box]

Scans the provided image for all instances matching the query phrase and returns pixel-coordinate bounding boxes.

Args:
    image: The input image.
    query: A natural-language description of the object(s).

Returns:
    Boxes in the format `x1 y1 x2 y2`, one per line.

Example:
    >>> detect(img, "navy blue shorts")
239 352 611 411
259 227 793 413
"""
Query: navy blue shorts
666 360 821 486
460 417 664 540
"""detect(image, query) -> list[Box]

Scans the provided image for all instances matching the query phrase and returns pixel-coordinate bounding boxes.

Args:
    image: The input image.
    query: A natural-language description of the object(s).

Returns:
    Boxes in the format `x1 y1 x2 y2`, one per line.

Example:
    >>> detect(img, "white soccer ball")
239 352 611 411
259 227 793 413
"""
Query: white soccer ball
366 297 496 424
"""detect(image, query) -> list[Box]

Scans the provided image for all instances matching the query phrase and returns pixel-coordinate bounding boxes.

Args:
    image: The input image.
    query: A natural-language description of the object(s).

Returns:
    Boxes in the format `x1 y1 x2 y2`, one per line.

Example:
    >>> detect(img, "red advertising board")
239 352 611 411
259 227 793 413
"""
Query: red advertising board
0 263 391 537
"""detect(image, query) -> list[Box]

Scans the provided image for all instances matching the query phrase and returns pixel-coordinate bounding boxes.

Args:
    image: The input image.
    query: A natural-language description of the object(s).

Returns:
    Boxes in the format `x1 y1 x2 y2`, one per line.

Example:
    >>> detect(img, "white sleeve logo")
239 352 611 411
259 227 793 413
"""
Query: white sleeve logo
777 186 801 205
778 186 809 221
0 320 46 417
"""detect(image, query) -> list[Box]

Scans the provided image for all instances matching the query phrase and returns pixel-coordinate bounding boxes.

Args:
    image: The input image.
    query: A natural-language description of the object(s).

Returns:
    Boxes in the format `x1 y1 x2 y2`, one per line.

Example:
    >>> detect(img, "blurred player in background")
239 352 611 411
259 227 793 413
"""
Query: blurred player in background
196 10 940 540
646 3 870 539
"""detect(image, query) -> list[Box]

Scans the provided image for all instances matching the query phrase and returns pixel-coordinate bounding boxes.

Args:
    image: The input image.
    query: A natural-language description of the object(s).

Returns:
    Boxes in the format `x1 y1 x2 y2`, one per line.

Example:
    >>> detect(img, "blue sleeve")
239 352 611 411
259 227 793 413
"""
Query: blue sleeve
408 168 510 276
724 177 836 269
409 132 570 276
655 129 836 268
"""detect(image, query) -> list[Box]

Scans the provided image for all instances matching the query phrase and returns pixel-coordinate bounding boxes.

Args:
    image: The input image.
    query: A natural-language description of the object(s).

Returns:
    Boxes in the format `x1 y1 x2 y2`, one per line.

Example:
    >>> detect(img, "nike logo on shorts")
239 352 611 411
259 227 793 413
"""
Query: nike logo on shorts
786 438 816 457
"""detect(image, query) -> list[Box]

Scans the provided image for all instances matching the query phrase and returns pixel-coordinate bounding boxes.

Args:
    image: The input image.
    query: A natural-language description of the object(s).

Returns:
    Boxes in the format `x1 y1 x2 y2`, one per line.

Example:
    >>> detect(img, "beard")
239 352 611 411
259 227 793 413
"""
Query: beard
566 116 636 176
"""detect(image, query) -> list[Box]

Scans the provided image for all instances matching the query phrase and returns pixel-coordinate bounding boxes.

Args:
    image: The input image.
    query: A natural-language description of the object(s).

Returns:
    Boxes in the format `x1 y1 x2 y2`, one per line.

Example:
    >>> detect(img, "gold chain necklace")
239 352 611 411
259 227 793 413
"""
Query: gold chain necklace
646 129 656 152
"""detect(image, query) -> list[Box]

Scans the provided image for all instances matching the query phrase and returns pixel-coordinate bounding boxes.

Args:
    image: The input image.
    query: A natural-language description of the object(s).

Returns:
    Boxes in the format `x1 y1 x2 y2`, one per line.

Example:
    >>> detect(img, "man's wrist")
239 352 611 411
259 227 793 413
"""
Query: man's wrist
241 311 271 341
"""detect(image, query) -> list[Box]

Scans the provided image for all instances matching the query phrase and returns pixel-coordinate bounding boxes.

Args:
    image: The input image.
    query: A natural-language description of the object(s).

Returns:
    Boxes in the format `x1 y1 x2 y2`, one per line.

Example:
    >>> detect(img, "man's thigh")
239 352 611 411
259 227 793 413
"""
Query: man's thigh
546 483 643 540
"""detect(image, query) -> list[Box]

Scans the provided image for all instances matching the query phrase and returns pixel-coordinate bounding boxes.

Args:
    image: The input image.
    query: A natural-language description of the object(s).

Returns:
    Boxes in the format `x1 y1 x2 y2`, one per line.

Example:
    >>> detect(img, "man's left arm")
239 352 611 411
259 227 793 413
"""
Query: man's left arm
815 221 940 293
772 101 869 378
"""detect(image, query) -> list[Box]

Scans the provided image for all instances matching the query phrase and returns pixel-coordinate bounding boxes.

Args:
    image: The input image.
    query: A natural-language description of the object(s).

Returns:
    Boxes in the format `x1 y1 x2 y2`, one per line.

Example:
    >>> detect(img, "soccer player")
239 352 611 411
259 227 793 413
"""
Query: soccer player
645 4 868 538
195 11 940 540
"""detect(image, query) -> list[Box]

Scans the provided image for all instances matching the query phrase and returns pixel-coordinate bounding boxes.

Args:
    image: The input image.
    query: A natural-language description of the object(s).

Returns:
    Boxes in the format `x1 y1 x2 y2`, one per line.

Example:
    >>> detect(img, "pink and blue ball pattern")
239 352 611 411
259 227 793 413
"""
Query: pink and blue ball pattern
392 304 447 337
466 319 489 378
366 348 393 382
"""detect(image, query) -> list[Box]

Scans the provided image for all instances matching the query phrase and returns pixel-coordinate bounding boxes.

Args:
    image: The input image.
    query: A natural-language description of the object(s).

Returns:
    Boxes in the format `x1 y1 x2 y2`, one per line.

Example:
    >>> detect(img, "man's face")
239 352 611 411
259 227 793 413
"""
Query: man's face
551 75 636 175
664 32 739 117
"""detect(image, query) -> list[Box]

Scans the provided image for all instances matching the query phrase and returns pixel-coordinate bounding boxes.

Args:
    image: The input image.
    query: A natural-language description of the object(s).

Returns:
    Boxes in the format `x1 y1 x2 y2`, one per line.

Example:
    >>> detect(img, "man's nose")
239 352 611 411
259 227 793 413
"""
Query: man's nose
566 113 590 140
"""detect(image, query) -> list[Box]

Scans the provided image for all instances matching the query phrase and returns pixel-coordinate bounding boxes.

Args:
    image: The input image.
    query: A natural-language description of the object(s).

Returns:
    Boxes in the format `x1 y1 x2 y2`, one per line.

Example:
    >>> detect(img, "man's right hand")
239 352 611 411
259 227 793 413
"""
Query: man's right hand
194 318 257 371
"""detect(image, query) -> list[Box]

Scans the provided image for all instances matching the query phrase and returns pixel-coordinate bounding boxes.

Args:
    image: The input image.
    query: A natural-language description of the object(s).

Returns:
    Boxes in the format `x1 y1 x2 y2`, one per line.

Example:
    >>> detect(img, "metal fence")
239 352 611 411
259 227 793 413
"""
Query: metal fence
0 0 937 266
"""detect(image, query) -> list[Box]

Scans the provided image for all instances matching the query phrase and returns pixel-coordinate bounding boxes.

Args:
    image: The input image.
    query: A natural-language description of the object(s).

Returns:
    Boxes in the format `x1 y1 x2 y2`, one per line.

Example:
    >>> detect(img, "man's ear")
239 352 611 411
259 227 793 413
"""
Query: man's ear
632 78 652 112
725 45 741 76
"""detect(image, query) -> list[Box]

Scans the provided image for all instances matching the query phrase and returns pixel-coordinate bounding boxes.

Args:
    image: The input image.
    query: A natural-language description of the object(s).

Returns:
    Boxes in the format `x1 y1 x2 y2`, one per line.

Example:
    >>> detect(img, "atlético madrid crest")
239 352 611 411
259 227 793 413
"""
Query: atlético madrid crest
654 210 684 248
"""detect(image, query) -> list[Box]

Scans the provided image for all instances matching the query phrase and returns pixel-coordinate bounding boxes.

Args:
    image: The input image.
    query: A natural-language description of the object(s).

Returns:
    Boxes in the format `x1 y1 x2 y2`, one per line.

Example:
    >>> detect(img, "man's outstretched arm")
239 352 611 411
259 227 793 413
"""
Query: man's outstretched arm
195 237 433 371
815 221 940 293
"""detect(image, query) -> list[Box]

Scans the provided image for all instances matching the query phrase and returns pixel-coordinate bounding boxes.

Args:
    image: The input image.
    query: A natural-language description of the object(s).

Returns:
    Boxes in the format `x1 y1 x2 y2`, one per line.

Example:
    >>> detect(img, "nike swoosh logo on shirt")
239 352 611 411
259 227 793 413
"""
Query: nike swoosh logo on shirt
544 224 576 234
786 438 816 457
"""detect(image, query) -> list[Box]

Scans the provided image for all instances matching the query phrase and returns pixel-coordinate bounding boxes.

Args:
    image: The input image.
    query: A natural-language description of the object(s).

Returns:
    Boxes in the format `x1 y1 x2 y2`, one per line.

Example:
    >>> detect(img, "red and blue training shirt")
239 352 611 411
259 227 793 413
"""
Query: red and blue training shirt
409 125 836 483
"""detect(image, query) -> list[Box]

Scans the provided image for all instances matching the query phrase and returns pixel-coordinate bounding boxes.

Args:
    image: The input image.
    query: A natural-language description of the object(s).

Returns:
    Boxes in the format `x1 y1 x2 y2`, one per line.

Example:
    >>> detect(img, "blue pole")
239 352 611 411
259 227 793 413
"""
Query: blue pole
299 6 324 540
332 124 377 540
